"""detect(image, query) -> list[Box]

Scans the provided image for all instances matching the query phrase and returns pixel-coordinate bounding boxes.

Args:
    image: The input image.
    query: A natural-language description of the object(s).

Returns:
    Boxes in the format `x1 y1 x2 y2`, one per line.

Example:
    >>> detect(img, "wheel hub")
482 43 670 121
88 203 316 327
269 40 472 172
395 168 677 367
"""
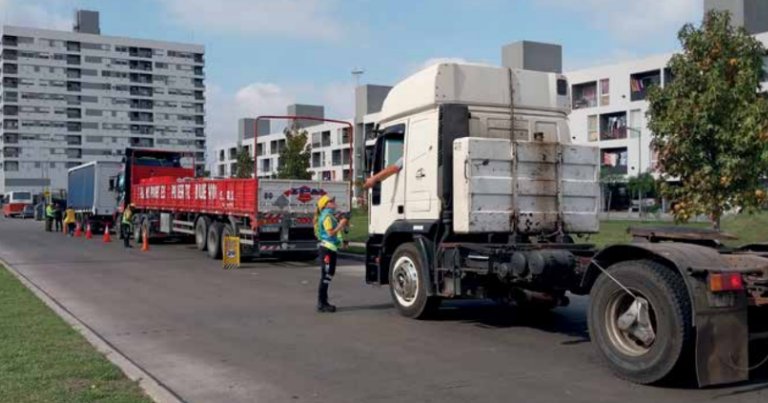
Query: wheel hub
605 292 657 356
392 257 419 307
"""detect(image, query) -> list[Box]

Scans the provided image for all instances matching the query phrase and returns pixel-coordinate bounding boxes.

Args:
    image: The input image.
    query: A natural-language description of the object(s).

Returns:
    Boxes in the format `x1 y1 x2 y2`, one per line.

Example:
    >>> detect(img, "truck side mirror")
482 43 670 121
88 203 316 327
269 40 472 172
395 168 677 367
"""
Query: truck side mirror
108 178 115 191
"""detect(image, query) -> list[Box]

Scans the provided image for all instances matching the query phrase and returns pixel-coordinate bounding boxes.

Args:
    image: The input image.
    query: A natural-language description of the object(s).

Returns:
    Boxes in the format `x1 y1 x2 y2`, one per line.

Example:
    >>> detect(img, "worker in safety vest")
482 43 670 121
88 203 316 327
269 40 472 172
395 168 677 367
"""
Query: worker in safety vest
122 204 134 248
63 207 76 236
313 195 348 313
45 204 55 232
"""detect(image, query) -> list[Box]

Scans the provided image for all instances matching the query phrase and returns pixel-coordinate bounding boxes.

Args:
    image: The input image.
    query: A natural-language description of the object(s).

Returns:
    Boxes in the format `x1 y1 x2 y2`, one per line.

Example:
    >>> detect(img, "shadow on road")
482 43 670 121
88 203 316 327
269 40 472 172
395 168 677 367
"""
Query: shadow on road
336 303 393 313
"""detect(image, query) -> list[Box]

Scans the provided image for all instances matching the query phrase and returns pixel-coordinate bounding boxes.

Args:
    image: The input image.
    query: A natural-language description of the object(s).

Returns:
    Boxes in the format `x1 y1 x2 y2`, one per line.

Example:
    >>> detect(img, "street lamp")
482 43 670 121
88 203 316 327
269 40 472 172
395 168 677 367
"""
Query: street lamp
626 126 643 215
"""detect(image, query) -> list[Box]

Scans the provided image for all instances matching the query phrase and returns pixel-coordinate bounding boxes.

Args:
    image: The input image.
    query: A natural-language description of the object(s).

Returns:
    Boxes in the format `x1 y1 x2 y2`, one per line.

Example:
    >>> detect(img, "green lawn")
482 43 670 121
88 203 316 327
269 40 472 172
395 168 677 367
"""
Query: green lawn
345 208 768 248
0 267 151 403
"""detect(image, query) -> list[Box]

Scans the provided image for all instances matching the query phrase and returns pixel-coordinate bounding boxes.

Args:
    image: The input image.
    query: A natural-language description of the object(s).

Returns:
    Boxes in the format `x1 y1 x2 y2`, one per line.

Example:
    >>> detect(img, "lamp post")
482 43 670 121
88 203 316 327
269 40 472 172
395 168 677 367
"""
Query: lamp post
627 126 643 215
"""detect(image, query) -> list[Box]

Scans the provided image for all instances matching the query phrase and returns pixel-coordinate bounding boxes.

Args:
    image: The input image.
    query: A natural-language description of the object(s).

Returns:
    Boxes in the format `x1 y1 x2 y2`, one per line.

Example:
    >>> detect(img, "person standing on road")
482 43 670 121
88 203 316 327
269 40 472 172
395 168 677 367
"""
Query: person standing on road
122 204 134 248
63 207 76 236
53 204 63 233
45 203 55 232
313 195 348 313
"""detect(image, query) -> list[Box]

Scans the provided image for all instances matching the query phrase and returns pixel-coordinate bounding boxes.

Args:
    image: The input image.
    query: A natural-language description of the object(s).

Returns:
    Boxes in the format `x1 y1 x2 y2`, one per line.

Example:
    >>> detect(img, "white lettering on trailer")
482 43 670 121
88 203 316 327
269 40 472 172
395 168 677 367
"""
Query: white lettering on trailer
195 183 206 200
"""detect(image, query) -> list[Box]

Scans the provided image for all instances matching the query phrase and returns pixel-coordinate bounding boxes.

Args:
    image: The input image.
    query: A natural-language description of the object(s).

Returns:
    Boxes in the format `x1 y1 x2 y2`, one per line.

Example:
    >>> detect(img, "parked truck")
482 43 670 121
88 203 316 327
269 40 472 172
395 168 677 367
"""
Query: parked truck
364 63 768 387
115 147 350 259
67 161 122 233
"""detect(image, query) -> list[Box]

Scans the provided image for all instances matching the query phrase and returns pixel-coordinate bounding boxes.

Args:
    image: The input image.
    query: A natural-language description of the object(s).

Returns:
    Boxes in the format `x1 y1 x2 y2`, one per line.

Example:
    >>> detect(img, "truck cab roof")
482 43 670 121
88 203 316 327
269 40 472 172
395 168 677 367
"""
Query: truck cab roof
378 63 571 126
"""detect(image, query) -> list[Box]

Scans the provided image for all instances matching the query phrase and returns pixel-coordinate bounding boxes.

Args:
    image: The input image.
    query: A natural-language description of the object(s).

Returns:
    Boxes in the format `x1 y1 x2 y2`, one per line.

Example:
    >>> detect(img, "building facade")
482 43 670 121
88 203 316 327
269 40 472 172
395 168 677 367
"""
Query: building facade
567 31 768 179
0 10 205 196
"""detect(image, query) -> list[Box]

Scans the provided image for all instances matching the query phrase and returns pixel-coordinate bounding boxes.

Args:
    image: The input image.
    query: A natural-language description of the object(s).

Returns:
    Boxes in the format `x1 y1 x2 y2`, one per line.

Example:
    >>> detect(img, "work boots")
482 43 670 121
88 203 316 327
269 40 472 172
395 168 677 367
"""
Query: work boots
317 303 337 313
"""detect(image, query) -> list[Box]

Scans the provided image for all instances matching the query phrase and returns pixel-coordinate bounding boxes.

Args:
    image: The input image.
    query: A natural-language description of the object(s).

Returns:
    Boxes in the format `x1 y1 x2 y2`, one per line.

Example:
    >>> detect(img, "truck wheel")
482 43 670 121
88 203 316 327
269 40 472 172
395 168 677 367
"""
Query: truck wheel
133 217 143 243
220 223 236 257
389 243 440 319
206 222 223 259
588 259 692 385
195 216 211 251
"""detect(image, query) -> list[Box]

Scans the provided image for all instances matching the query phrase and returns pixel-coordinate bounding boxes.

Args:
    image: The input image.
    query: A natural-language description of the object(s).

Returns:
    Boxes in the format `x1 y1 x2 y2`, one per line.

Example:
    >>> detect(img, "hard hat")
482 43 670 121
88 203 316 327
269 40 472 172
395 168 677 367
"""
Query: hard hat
317 195 335 210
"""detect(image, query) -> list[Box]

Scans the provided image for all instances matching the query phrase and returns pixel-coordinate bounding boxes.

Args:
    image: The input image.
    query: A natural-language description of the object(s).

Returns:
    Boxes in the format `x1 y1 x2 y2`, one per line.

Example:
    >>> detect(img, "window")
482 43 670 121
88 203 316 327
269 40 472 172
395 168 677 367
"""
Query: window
601 148 628 175
572 81 597 109
587 115 598 142
311 132 321 148
385 138 404 166
600 112 627 141
599 78 609 106
629 109 643 134
630 70 661 101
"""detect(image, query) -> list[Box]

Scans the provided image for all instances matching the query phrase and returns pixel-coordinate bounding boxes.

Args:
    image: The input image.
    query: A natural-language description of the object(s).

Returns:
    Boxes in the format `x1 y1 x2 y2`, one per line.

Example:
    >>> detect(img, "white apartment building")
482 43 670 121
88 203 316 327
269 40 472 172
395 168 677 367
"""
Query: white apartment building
567 31 768 180
215 118 354 182
0 10 205 196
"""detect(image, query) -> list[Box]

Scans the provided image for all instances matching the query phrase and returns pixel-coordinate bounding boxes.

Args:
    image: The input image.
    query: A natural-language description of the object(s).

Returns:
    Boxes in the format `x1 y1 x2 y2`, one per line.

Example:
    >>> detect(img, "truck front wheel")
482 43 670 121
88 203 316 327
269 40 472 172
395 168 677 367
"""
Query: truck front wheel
588 259 692 385
389 243 440 319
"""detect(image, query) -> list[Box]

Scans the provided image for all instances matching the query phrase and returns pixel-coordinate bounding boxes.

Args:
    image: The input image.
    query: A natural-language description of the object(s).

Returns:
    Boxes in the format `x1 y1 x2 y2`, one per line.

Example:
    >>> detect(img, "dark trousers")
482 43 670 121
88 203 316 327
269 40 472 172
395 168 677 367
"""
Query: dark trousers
45 218 52 232
67 223 75 236
54 218 63 232
122 224 131 247
318 247 337 305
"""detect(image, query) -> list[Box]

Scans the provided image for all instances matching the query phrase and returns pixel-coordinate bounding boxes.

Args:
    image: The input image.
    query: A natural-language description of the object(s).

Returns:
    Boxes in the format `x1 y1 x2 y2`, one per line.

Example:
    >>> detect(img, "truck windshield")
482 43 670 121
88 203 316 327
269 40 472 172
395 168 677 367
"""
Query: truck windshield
11 192 31 202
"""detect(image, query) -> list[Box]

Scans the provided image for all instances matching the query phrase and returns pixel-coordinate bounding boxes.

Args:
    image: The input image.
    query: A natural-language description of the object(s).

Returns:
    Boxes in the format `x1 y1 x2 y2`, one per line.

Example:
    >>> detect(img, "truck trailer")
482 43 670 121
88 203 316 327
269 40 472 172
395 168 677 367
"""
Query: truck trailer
116 148 350 259
364 63 768 387
67 161 122 233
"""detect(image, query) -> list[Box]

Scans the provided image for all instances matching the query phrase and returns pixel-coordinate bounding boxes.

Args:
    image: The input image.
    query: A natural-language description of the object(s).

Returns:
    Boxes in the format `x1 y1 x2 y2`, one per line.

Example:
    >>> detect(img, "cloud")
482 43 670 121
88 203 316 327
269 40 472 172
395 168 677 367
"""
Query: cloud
157 0 343 40
542 0 701 44
205 80 355 163
0 0 71 30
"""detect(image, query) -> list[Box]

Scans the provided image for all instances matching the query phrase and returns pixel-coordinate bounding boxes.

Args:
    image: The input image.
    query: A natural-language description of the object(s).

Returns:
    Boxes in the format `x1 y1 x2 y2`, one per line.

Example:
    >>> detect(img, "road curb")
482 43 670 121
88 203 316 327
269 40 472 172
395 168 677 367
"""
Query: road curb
1 259 185 403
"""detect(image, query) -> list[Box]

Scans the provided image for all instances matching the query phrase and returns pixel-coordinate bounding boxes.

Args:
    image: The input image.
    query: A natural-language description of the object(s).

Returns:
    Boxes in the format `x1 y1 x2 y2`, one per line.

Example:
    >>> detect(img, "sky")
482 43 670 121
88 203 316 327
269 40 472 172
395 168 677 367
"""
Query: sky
0 0 705 148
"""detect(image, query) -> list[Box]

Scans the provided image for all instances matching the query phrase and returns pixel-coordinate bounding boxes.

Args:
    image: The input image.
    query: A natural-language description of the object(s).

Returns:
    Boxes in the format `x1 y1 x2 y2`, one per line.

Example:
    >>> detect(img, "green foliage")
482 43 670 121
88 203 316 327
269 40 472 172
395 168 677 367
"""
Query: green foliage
233 147 254 178
277 128 312 180
627 172 656 199
646 10 768 229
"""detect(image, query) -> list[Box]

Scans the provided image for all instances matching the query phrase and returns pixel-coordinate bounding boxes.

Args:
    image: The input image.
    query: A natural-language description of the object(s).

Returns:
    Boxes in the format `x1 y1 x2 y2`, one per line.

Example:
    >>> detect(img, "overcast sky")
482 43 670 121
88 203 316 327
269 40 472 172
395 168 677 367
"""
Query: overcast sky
1 0 704 147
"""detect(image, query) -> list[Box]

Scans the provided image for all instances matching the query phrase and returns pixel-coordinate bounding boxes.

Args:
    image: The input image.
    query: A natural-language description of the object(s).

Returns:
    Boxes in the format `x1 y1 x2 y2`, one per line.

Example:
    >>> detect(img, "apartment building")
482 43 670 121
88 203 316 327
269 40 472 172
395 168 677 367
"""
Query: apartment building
567 0 768 180
0 10 205 195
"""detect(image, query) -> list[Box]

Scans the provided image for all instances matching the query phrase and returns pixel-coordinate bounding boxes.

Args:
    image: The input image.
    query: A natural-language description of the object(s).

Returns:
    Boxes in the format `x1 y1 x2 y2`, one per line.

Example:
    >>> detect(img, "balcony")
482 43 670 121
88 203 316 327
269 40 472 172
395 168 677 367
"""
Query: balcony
2 35 18 47
66 55 81 65
3 119 19 130
572 81 597 109
129 60 152 71
129 47 153 58
66 135 82 145
66 41 80 52
2 49 17 60
600 112 628 141
3 147 19 158
66 148 82 159
3 77 18 88
3 63 18 75
130 137 154 148
601 148 628 175
630 70 661 101
66 108 81 119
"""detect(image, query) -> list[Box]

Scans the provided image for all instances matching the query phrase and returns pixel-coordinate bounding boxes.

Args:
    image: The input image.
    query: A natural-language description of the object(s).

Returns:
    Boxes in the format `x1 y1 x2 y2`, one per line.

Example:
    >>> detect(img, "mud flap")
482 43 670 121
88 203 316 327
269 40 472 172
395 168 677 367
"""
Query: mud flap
694 295 750 386
414 236 437 296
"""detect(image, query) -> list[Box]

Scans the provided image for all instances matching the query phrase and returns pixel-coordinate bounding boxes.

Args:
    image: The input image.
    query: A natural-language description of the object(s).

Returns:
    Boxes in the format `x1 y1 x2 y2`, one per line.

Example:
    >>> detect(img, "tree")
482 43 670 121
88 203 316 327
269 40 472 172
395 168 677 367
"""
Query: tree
277 127 311 180
627 172 656 216
646 10 768 230
233 147 254 178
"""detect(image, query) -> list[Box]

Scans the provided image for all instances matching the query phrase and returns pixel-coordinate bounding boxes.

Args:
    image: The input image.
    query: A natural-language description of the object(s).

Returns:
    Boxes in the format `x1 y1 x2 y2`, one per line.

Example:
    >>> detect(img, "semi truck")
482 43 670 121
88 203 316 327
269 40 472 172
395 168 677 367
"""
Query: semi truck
115 147 350 259
363 63 768 387
67 161 122 233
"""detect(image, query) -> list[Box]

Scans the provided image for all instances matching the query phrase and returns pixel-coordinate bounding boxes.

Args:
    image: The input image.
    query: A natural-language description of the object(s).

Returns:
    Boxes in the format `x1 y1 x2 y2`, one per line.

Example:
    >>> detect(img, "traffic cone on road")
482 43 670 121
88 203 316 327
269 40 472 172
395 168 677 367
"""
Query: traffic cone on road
74 222 82 237
85 224 93 239
141 228 149 252
103 225 112 243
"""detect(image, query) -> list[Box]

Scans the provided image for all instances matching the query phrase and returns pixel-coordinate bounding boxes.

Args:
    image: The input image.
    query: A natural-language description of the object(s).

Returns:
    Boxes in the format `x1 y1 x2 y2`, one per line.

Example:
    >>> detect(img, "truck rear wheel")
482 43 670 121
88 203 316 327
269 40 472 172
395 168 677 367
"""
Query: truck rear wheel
389 243 440 319
588 259 692 385
206 222 223 259
195 216 211 251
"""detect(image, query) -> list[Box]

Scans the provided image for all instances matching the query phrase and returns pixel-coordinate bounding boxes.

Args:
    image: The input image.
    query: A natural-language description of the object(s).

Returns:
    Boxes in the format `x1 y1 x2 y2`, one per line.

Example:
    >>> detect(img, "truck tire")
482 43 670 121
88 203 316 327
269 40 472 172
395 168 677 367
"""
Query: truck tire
195 216 211 251
206 222 223 259
220 223 236 257
133 217 144 244
389 243 440 319
588 259 692 385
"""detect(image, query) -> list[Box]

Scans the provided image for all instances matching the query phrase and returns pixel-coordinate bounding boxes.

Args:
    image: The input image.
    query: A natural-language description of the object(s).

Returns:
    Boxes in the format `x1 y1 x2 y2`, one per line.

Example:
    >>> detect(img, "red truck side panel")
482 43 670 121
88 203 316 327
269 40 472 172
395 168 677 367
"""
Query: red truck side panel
132 177 258 217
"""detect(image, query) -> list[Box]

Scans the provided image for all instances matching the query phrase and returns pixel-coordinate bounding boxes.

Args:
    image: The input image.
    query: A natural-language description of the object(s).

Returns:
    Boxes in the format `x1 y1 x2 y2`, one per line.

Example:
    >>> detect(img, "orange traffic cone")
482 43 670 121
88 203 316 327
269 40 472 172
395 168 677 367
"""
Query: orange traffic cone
103 225 112 243
85 224 93 239
74 222 82 237
141 228 149 252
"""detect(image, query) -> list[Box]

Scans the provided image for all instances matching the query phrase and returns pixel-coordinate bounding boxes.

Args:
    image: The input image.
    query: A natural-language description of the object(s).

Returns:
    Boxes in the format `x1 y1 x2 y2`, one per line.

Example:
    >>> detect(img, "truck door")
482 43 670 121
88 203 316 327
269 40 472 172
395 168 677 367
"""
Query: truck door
369 124 405 235
404 112 439 219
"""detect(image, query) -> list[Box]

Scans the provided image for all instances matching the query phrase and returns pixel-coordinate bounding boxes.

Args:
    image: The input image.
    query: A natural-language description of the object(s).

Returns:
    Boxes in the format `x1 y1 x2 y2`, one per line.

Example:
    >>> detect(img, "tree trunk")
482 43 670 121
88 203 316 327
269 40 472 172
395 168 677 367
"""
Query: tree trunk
712 209 722 231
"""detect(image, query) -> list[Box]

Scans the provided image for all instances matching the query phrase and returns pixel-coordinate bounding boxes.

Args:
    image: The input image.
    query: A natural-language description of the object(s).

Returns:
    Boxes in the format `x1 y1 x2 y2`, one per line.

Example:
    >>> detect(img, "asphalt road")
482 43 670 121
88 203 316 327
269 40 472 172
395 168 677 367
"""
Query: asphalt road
1 217 766 403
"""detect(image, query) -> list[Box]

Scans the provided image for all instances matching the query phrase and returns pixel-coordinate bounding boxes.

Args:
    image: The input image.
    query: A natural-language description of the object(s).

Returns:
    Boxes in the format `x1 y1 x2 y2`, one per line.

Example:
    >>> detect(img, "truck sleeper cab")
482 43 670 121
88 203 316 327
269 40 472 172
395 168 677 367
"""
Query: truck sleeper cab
365 63 768 388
